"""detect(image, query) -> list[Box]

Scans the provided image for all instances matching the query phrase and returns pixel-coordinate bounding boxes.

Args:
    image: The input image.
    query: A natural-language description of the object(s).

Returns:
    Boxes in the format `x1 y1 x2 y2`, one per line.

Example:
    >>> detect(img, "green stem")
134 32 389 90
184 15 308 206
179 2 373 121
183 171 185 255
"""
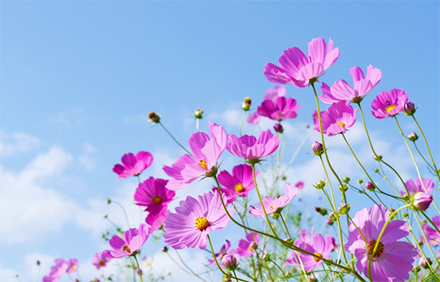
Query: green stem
413 141 436 173
239 111 246 137
133 255 144 282
111 200 130 229
159 121 193 156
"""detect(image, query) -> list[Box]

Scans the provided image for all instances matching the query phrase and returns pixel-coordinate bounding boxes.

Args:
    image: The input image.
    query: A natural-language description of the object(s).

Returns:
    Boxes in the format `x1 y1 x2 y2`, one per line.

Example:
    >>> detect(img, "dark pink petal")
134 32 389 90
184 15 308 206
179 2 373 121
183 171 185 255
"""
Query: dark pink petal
121 153 136 168
279 47 308 78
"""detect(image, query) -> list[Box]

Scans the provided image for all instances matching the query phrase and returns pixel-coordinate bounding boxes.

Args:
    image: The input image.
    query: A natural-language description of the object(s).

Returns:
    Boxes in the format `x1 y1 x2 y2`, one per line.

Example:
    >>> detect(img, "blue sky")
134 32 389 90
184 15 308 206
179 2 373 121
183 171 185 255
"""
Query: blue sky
1 1 439 281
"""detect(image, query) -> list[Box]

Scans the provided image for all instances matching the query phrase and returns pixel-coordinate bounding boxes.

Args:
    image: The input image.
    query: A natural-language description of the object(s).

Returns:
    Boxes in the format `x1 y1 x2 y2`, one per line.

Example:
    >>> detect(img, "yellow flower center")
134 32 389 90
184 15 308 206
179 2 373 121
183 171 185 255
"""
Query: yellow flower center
152 196 162 205
248 246 254 252
131 168 135 173
99 260 105 266
71 266 76 271
337 122 345 128
234 183 245 193
199 159 208 169
313 253 322 262
270 205 275 210
386 105 397 113
367 239 385 258
122 245 131 253
195 216 210 230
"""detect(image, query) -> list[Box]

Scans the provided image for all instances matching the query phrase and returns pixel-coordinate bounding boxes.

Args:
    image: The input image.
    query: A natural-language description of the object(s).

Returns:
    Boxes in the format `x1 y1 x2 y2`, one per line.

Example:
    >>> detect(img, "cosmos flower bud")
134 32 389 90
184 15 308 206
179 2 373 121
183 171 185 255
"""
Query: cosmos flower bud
403 102 416 116
107 199 111 204
36 260 40 265
315 207 328 216
315 180 325 190
343 177 350 183
326 218 334 226
358 179 364 184
312 141 323 156
365 182 375 191
242 97 252 111
136 269 142 275
412 192 433 211
338 204 350 214
162 246 168 253
339 184 348 192
262 254 270 261
408 132 418 142
222 255 238 270
373 168 379 173
148 112 161 124
194 108 204 119
420 257 432 269
374 155 383 161
273 123 284 133
285 272 292 278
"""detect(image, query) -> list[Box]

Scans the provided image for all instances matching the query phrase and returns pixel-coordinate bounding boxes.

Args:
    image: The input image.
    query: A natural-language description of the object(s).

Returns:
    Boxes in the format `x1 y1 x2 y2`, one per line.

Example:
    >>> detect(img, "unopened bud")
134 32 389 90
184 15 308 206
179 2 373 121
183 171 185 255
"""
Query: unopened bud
422 219 428 225
373 168 379 173
366 182 375 191
274 123 284 133
284 237 292 243
343 177 350 184
309 274 317 281
103 214 108 218
194 108 203 119
374 155 383 161
412 192 433 211
358 179 364 184
262 254 270 261
148 112 161 124
312 141 324 156
281 175 287 181
36 260 40 265
403 212 409 217
136 269 142 275
403 102 416 116
285 272 292 278
339 184 348 192
315 207 328 216
242 97 252 111
162 246 168 253
315 180 325 190
420 257 432 269
107 199 111 204
338 204 350 214
326 218 334 226
408 132 418 142
222 255 238 270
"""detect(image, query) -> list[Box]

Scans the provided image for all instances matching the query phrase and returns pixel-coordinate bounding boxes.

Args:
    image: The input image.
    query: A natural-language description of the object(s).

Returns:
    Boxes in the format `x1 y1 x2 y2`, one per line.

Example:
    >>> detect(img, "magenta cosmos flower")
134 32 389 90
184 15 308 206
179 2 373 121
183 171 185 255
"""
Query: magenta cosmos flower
163 190 232 249
371 88 408 119
422 216 440 246
402 177 434 195
113 151 153 178
145 206 168 232
247 112 261 125
284 228 336 271
264 37 340 88
163 122 227 190
345 204 416 282
249 184 298 217
258 96 300 121
313 101 357 136
320 65 382 104
227 130 279 163
104 224 149 258
217 164 258 203
134 177 175 214
43 259 69 282
263 85 286 102
92 252 111 269
66 258 78 273
236 232 260 257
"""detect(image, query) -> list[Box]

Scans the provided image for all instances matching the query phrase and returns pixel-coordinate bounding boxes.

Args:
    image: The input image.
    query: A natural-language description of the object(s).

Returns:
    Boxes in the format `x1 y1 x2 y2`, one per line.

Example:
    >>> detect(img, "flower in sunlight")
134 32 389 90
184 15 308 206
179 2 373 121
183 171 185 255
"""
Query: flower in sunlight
216 164 258 203
134 177 175 214
313 101 357 136
258 96 300 121
227 130 279 164
371 88 408 119
236 232 260 257
263 85 287 102
104 224 149 258
92 252 111 269
249 184 298 218
112 151 153 178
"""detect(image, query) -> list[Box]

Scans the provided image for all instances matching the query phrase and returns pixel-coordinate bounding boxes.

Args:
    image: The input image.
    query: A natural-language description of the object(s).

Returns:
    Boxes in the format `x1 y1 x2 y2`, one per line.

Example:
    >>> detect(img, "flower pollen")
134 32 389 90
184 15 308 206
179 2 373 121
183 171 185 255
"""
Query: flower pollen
270 205 275 210
195 216 210 231
386 105 397 113
337 122 346 128
234 183 245 193
199 159 208 169
122 245 131 253
367 240 385 258
152 196 162 205
313 253 322 262
99 260 105 266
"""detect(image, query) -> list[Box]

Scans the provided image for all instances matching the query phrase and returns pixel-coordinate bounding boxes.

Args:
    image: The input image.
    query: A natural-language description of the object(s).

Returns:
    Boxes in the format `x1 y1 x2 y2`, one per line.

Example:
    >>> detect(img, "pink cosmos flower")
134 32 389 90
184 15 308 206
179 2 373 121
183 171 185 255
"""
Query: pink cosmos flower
92 252 111 269
422 216 440 246
264 37 340 88
134 177 175 214
113 151 153 178
257 97 300 121
263 86 286 102
247 112 261 125
284 228 335 271
227 130 279 162
163 190 232 249
412 192 433 211
313 101 357 136
217 164 258 203
320 65 382 104
104 224 149 258
145 206 168 232
345 204 417 282
67 258 78 273
236 232 260 257
249 184 298 217
371 88 408 119
163 122 227 190
43 259 69 282
402 177 434 195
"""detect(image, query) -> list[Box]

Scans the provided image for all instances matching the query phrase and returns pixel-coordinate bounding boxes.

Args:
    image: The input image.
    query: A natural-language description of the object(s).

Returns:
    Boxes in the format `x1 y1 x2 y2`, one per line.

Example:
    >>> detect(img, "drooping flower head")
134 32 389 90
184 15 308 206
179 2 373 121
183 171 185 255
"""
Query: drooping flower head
371 88 408 119
92 252 112 269
217 164 258 203
113 151 153 178
264 37 340 88
207 240 233 266
163 190 232 250
227 130 279 164
284 228 335 271
263 85 287 102
163 122 227 190
236 232 260 257
258 97 300 121
134 177 175 214
320 65 382 104
422 216 440 246
145 206 168 232
249 184 298 218
345 204 416 282
247 112 261 125
313 101 357 136
104 224 150 258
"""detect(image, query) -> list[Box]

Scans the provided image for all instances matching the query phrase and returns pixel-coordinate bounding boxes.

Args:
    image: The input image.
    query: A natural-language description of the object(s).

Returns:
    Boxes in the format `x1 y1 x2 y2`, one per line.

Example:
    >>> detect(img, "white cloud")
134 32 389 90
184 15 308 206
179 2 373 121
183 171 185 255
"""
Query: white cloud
0 131 41 157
